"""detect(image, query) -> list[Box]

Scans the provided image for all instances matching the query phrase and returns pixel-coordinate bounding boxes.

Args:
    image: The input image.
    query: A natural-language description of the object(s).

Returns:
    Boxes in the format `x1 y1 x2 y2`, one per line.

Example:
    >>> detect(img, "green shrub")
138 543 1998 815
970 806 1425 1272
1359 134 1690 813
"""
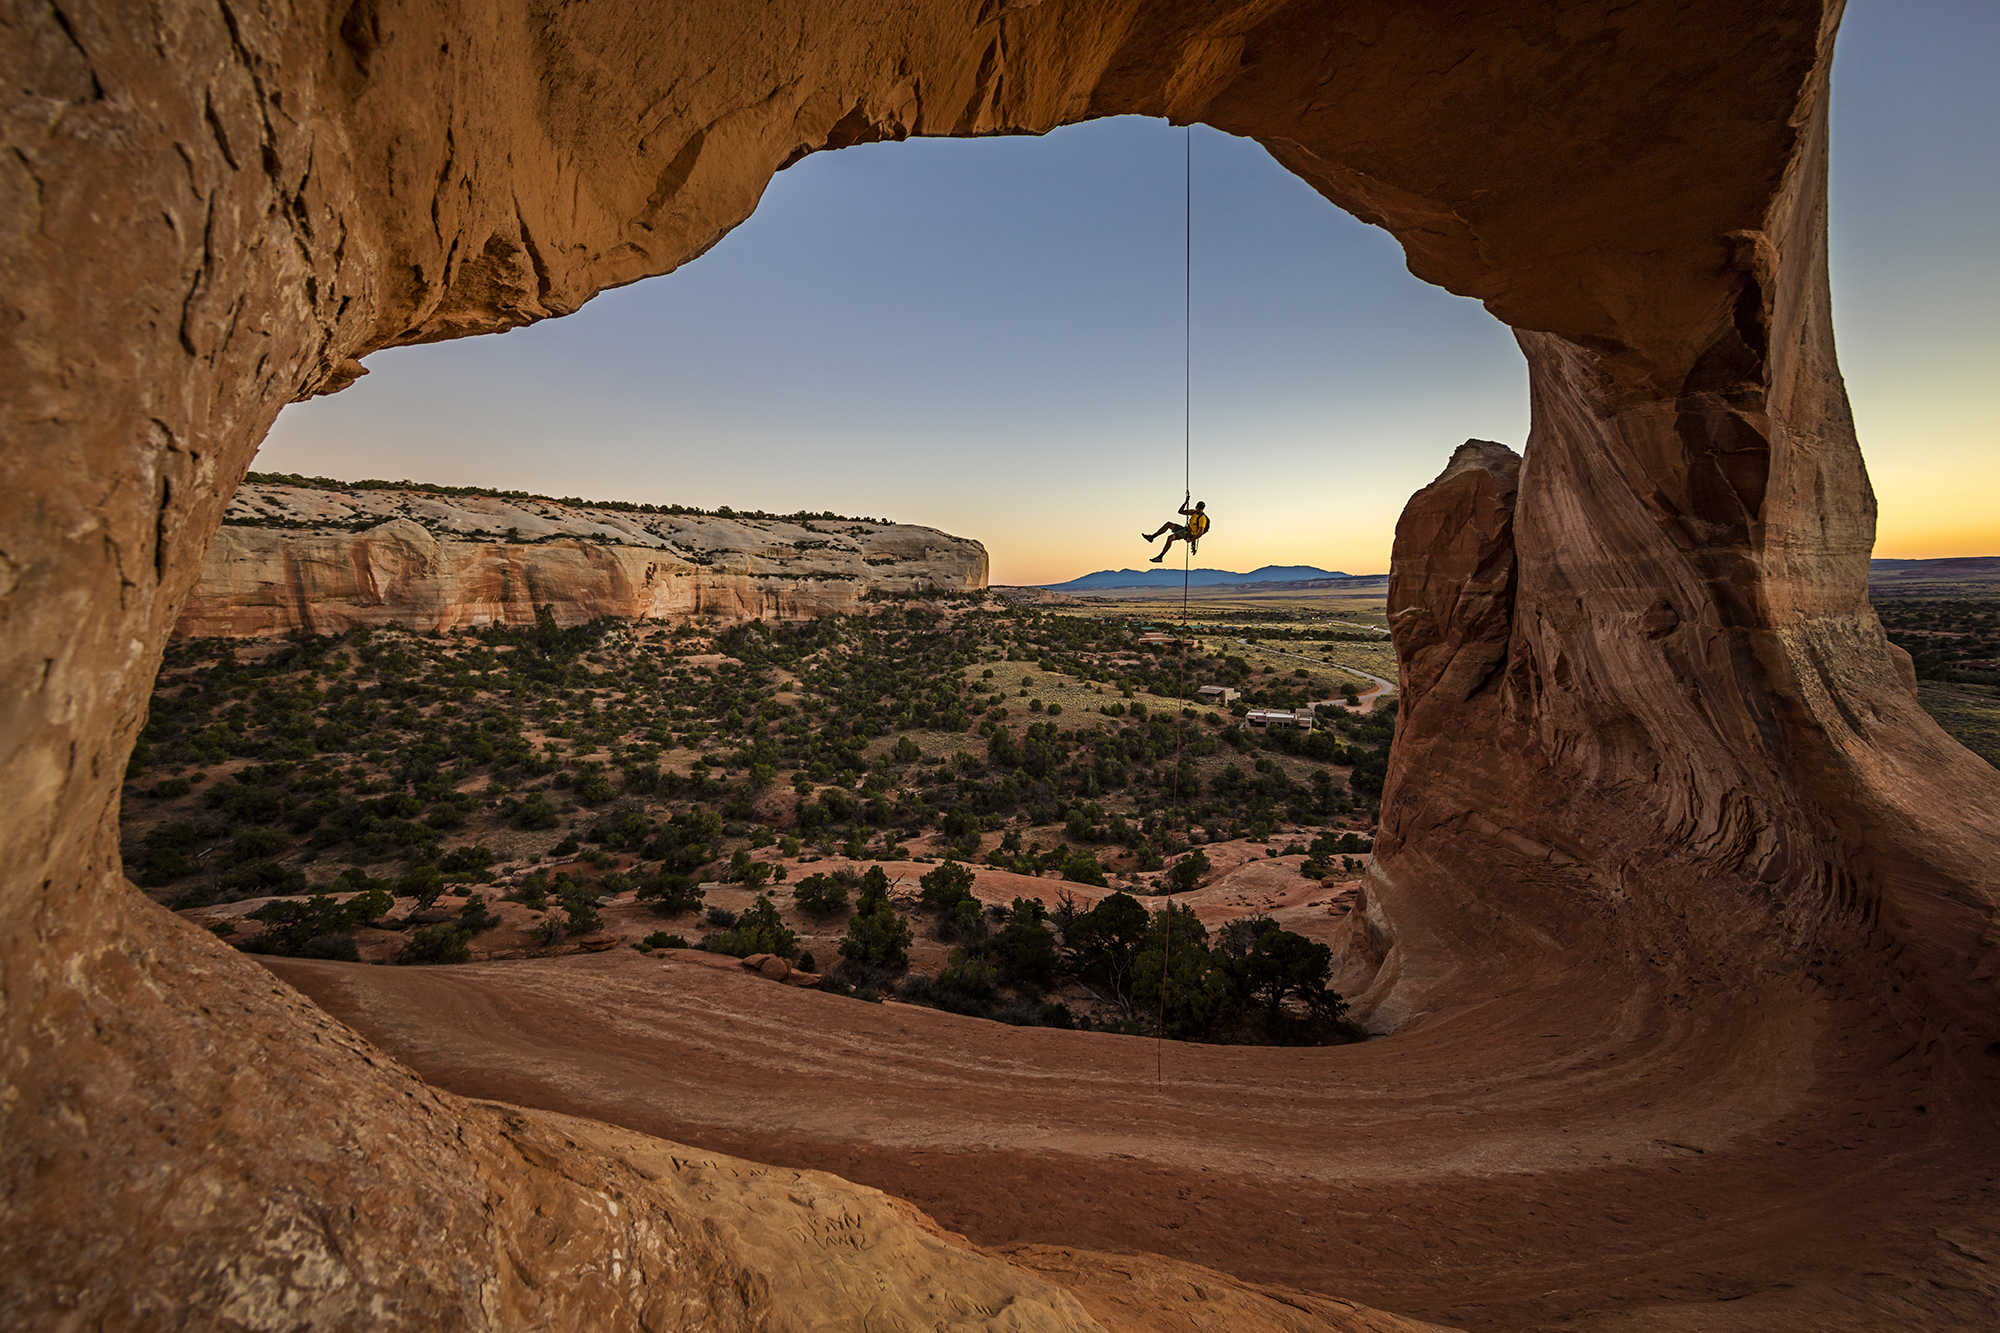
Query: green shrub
926 950 998 1013
1165 847 1211 893
938 896 988 950
294 933 361 961
219 859 308 895
456 894 499 934
917 860 976 912
640 931 689 950
838 899 912 973
512 792 561 830
511 870 549 910
438 843 494 874
134 846 197 887
990 898 1059 991
637 872 704 916
857 865 891 909
397 865 446 910
557 882 602 935
223 826 289 865
241 889 389 957
791 873 848 919
399 924 471 964
1060 851 1109 888
700 893 798 959
726 848 772 888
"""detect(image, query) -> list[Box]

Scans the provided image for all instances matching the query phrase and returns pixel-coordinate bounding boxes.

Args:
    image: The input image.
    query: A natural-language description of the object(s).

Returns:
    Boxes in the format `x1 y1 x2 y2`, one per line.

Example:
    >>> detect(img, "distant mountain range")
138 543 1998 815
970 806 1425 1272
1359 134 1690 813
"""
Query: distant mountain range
1039 556 2000 595
1870 557 2000 577
1042 565 1348 591
1869 555 2000 594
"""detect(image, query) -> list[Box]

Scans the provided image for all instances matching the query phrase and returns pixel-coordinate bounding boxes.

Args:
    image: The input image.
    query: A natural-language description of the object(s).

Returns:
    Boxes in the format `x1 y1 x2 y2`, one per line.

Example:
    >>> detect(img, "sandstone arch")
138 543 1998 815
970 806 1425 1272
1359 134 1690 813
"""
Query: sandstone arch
4 1 1997 1327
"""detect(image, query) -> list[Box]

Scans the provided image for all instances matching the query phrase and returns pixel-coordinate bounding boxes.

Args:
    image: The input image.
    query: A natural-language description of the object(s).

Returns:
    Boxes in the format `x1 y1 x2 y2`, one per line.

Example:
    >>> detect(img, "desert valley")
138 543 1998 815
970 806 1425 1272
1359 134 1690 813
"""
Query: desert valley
97 470 2000 1330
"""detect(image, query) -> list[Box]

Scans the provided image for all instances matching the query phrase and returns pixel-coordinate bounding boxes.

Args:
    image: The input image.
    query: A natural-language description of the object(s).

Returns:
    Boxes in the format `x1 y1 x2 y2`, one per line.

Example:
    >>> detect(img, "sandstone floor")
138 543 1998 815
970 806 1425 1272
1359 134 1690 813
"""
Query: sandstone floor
266 941 2000 1332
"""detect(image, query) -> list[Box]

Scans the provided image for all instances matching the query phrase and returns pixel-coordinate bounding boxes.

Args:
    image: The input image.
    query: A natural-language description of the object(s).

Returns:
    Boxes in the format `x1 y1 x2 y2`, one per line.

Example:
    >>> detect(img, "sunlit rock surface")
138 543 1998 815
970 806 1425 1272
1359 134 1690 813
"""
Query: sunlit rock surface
174 482 987 635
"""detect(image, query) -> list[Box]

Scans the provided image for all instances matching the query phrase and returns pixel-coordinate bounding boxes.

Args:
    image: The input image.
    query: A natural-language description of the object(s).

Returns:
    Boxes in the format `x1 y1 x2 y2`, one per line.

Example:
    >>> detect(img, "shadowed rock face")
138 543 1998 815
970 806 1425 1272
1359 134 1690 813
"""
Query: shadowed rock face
177 483 988 634
4 0 1997 1328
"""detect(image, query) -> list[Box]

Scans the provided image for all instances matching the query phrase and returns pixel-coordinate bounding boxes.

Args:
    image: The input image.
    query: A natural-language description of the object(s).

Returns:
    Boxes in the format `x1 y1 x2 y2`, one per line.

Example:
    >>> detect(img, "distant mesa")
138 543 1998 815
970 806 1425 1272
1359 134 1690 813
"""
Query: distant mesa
175 475 988 637
1869 555 2000 594
1044 565 1355 592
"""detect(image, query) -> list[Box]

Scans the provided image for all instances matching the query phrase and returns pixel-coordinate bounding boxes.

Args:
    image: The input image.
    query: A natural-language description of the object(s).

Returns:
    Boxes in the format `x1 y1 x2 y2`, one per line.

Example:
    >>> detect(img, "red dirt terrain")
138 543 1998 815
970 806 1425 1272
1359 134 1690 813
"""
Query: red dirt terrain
267 917 2000 1331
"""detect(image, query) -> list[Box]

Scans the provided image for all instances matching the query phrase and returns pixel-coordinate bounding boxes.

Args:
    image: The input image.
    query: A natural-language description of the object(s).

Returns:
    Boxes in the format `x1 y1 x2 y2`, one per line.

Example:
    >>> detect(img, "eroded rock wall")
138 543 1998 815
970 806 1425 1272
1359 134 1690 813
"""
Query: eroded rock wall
5 0 1996 1326
1363 21 2000 1052
174 484 987 635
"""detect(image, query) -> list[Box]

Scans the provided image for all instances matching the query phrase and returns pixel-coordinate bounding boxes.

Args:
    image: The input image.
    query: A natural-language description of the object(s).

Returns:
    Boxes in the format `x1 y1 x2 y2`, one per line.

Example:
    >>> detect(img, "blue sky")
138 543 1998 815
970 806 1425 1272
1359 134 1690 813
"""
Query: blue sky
258 1 1998 586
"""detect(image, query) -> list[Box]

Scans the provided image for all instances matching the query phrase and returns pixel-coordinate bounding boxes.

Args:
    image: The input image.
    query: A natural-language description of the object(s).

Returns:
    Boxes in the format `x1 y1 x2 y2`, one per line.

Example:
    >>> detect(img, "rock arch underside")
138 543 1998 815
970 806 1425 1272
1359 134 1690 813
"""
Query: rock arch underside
5 0 1998 1327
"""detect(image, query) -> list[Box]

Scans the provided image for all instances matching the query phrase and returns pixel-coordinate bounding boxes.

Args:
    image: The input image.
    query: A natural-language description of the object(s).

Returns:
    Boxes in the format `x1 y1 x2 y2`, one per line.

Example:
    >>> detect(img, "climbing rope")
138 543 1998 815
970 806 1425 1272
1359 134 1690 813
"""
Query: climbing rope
1159 125 1193 1085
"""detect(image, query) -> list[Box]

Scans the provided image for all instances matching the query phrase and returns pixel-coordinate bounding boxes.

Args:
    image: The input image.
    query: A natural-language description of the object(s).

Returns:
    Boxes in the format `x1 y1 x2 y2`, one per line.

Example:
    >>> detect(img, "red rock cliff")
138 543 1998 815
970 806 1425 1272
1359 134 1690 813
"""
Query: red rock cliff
5 1 1997 1328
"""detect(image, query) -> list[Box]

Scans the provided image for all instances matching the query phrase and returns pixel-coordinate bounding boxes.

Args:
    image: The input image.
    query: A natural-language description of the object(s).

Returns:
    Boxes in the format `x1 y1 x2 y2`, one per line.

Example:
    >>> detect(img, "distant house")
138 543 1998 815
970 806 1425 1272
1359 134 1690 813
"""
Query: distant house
1198 686 1238 704
1244 708 1312 732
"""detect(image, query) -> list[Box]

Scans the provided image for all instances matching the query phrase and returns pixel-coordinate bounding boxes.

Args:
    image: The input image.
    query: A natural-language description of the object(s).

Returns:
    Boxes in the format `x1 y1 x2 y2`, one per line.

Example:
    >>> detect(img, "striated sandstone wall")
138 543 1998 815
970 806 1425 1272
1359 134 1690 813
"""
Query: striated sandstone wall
5 0 1998 1328
174 483 987 635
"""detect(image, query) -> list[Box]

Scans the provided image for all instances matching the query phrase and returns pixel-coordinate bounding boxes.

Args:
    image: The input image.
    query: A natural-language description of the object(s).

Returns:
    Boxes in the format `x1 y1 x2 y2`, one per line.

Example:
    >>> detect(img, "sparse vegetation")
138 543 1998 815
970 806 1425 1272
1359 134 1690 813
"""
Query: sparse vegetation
1877 597 2000 766
120 596 1390 1040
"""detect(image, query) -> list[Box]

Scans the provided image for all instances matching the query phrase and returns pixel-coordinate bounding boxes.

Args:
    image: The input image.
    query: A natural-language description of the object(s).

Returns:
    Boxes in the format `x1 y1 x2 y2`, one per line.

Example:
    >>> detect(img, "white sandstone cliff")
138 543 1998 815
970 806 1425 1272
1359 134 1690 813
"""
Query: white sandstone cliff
173 482 988 636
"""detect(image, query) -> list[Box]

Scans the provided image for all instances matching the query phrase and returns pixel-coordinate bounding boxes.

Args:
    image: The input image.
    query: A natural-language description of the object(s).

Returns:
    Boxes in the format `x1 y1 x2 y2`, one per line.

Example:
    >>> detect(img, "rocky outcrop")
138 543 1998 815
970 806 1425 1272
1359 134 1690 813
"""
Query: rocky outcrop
7 2 1999 1329
174 483 987 635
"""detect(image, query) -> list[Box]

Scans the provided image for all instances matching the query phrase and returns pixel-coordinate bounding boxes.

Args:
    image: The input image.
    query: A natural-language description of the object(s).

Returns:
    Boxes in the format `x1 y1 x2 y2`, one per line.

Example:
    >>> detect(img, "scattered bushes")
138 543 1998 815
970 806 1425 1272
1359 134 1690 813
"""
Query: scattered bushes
1163 847 1211 893
791 872 848 919
636 871 704 916
701 894 799 960
438 843 495 874
240 888 391 958
555 878 602 935
838 869 912 973
917 860 976 912
398 923 472 965
511 792 561 830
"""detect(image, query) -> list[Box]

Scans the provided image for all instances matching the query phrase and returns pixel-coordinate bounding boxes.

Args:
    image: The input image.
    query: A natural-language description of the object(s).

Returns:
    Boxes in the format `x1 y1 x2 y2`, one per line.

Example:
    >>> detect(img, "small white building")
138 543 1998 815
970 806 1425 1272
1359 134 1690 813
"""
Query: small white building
1198 686 1239 704
1244 709 1313 732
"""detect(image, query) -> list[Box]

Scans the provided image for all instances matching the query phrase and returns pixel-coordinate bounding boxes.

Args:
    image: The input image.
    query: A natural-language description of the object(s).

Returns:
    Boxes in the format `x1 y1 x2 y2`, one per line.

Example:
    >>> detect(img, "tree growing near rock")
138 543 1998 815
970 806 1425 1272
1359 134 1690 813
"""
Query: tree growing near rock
988 898 1059 992
790 872 847 919
1062 891 1150 1014
1131 902 1230 1040
917 860 976 912
1164 848 1211 894
702 893 798 960
1060 851 1110 888
839 868 912 973
1216 915 1349 1040
240 887 392 959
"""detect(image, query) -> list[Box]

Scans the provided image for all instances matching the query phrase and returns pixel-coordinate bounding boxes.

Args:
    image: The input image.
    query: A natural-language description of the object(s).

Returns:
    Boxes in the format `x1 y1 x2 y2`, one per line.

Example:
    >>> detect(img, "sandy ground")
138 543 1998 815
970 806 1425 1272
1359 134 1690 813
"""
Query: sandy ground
265 860 2000 1333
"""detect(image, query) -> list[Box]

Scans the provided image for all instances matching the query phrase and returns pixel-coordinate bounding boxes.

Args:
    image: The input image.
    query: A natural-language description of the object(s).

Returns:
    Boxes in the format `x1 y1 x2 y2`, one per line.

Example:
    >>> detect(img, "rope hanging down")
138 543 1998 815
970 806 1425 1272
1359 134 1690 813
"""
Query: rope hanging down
1160 125 1193 1086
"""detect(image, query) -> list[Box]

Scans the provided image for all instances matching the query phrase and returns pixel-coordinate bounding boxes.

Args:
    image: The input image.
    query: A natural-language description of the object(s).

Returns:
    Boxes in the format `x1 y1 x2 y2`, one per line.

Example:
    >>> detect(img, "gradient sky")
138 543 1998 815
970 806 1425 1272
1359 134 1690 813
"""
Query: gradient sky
257 2 1999 587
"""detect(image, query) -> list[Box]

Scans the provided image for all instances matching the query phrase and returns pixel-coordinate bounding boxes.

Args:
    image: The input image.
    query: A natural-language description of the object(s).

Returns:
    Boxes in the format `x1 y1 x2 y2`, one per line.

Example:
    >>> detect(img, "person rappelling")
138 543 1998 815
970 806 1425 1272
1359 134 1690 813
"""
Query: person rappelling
1143 495 1209 563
